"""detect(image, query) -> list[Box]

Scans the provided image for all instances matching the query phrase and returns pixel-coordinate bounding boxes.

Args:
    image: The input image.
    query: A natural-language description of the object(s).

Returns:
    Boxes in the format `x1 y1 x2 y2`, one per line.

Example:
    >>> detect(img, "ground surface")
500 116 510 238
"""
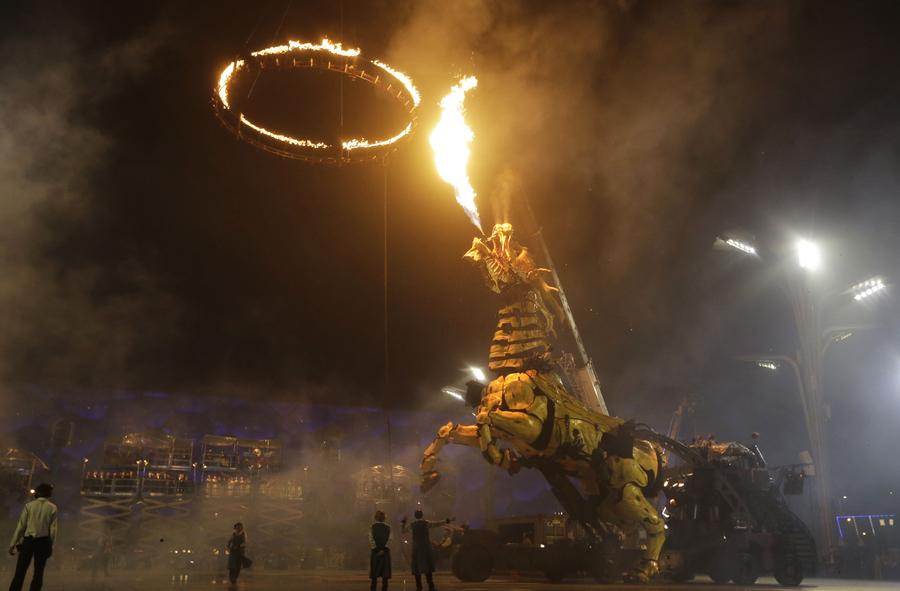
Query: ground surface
26 570 900 591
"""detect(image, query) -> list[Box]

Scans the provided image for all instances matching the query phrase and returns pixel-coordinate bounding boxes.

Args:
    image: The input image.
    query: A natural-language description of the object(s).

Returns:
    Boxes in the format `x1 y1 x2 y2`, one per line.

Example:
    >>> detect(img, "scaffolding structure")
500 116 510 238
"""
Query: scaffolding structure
0 448 48 497
80 432 195 559
197 435 303 568
354 464 412 509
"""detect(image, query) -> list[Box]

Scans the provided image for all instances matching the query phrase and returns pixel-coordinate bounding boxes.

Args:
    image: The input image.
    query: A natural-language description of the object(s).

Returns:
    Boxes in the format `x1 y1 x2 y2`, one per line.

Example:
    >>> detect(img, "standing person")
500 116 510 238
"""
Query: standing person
226 522 248 586
401 510 449 591
8 483 57 591
368 510 391 591
91 530 113 580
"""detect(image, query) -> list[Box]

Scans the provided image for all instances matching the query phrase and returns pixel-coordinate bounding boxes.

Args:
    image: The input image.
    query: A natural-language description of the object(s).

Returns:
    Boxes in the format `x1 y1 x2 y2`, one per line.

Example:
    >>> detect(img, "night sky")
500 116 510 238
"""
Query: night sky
2 1 900 504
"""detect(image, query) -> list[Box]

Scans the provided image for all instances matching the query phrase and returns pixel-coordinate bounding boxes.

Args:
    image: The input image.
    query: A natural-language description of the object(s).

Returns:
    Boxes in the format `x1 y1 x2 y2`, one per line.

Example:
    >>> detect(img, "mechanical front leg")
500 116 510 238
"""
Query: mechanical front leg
477 423 519 473
421 422 479 492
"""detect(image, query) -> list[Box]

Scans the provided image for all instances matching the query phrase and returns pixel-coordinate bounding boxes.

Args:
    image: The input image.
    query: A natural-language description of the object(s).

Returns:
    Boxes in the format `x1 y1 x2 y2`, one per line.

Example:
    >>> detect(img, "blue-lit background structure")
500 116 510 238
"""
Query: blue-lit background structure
1 388 559 534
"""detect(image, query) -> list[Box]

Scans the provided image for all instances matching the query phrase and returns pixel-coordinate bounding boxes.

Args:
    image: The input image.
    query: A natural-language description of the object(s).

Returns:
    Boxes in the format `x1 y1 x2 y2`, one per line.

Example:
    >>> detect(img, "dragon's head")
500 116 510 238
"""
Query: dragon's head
464 223 564 334
463 223 536 293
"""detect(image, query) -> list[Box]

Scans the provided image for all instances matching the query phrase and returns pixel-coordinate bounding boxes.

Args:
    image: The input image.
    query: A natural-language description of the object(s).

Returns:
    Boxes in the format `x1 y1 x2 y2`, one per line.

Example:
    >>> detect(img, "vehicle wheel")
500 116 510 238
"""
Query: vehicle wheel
707 550 733 584
588 547 620 583
451 543 493 582
592 567 618 584
708 567 731 584
537 542 569 582
773 553 803 587
543 564 565 583
669 566 694 583
732 552 759 585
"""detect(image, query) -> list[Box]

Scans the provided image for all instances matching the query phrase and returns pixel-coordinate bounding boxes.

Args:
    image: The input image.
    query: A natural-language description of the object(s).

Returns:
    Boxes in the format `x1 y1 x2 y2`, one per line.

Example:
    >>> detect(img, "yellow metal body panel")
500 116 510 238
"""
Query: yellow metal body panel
422 224 665 582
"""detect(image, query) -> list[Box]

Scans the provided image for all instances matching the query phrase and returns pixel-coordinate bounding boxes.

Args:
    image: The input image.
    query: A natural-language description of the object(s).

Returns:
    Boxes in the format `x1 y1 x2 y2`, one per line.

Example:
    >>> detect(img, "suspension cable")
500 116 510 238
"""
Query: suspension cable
246 0 294 101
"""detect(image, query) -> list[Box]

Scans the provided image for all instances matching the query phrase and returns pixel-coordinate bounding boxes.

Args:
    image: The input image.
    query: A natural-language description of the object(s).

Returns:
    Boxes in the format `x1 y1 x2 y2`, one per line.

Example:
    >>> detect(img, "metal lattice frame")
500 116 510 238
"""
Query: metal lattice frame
79 432 197 557
196 435 304 564
1 448 48 493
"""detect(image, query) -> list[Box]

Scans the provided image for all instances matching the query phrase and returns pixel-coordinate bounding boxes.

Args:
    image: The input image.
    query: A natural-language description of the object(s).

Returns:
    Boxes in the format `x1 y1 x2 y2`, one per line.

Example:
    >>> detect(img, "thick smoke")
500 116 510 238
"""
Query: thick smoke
384 0 799 419
0 18 176 392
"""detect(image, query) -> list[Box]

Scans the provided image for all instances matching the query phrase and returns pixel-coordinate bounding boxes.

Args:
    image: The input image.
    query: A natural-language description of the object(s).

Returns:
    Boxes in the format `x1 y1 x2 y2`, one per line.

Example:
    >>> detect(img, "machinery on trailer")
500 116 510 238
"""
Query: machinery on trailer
443 512 645 583
443 513 588 582
444 430 815 586
656 435 816 586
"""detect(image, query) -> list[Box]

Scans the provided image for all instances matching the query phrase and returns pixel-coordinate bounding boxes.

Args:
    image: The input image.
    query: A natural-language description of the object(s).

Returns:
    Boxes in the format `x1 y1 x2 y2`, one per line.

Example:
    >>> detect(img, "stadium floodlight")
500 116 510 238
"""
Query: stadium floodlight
850 277 886 301
441 386 465 402
797 239 822 271
715 235 757 256
469 367 487 382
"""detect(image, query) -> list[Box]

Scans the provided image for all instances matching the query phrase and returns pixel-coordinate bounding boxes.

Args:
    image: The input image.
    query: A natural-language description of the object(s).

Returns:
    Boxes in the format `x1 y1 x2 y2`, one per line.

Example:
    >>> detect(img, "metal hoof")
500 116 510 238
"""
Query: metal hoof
623 560 658 584
420 471 440 493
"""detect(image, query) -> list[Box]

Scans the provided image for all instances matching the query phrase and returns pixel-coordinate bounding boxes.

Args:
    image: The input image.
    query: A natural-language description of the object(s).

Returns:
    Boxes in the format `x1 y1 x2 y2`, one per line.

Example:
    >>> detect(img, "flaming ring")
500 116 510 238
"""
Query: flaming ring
213 39 420 165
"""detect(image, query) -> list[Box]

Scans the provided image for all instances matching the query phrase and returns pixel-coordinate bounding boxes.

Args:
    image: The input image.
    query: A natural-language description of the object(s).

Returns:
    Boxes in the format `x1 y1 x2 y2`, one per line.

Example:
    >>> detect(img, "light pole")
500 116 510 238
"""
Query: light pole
719 233 885 569
785 262 883 569
786 250 837 566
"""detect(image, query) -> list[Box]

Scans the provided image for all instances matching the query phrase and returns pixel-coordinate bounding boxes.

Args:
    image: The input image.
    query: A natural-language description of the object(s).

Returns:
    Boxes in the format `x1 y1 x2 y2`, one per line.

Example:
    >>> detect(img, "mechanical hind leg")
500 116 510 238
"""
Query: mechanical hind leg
421 422 479 492
598 482 665 583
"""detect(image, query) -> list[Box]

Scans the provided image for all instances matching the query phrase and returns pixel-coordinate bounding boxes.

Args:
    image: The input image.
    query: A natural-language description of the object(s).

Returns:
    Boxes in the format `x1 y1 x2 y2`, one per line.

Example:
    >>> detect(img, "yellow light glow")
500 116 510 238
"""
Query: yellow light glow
430 76 481 231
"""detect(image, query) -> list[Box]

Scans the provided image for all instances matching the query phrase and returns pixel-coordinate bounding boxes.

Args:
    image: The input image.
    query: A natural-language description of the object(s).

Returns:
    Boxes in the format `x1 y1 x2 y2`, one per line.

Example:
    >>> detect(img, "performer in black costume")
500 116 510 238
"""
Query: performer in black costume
401 510 448 591
226 522 248 586
368 510 391 591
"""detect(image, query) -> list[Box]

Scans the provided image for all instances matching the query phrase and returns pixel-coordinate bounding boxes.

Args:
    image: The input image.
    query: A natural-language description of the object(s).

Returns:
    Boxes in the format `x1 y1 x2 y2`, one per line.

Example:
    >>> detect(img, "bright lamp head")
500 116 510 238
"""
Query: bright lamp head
796 239 821 271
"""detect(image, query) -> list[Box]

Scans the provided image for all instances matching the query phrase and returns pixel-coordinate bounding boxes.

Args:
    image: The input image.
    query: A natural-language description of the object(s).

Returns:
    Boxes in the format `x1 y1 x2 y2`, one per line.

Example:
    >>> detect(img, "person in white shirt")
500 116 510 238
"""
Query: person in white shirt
8 483 57 591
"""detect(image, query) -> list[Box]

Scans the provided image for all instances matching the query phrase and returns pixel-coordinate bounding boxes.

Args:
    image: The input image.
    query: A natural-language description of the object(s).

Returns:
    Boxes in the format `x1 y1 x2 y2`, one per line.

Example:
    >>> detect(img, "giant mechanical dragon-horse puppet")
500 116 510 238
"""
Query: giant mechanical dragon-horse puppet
421 223 665 583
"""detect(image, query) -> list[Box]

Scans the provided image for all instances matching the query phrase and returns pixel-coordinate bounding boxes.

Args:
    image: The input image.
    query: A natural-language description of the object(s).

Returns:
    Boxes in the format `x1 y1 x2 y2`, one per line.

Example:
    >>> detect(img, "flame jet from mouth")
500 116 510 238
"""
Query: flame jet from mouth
430 76 481 232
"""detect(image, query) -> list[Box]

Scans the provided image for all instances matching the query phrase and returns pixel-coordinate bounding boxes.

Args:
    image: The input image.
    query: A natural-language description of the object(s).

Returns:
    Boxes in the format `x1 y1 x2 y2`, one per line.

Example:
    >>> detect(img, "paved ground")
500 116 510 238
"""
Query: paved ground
27 570 900 591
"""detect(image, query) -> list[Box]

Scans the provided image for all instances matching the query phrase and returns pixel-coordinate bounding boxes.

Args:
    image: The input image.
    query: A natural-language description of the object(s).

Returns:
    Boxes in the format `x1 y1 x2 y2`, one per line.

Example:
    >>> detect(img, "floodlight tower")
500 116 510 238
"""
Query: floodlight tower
718 233 885 570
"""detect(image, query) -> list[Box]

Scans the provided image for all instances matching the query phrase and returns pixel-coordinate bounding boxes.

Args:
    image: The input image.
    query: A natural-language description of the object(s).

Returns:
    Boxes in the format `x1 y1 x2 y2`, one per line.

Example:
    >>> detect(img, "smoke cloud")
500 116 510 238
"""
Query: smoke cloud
0 15 176 391
384 0 800 416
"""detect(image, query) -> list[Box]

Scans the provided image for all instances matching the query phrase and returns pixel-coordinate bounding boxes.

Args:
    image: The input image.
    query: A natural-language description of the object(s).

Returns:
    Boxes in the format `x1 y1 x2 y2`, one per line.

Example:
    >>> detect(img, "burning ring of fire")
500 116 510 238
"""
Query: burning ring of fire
213 38 421 165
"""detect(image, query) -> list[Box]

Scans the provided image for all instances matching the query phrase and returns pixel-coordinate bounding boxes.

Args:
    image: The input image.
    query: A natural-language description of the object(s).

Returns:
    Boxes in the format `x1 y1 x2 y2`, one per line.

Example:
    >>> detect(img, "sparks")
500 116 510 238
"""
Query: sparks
430 76 481 231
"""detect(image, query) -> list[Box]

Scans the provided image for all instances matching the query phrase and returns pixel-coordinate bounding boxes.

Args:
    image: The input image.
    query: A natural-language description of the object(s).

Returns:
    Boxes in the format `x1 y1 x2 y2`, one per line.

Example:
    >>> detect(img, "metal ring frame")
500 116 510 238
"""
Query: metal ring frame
213 39 420 165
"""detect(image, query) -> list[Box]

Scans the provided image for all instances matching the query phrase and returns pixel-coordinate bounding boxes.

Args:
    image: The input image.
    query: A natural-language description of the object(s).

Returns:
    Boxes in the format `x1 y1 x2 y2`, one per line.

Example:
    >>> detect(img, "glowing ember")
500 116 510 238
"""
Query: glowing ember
430 76 481 231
